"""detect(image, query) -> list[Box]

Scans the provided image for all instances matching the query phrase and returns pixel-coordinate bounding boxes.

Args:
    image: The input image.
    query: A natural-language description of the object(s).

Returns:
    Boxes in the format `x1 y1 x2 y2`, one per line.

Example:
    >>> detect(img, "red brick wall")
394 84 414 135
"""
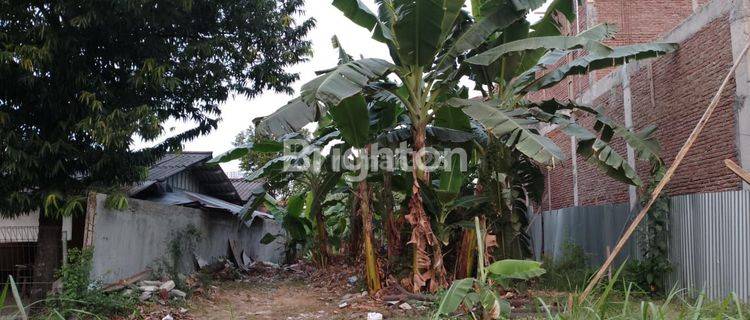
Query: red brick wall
538 13 741 210
576 85 631 207
590 0 694 47
543 131 574 211
641 16 740 196
527 0 692 104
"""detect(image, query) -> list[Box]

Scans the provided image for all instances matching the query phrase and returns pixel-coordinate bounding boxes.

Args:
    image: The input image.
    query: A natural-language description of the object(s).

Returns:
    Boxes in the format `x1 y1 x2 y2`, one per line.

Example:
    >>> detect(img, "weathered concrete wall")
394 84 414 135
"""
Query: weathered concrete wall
87 194 284 283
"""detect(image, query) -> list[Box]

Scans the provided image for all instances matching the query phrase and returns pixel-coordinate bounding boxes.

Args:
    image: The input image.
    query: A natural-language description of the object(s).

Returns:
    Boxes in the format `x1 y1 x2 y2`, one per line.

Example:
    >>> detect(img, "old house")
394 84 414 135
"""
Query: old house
128 152 245 212
1 152 283 291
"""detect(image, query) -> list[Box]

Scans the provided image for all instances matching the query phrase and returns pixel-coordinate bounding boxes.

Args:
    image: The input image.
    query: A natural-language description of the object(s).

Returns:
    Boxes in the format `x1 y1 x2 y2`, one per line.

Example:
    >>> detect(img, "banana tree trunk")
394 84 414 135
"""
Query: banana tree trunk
348 193 362 262
454 184 484 279
382 172 401 263
358 177 381 293
311 199 330 266
454 229 477 279
406 124 447 293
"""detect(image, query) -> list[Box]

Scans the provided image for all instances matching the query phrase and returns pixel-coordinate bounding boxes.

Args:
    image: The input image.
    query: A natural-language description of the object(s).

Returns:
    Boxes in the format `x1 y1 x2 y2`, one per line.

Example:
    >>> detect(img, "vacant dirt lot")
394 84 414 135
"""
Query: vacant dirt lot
185 263 427 320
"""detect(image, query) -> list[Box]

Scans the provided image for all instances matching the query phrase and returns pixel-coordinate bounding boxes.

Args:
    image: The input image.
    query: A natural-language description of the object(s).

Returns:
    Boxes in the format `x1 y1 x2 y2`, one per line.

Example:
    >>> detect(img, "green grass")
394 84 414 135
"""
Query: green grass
431 243 750 319
528 263 748 320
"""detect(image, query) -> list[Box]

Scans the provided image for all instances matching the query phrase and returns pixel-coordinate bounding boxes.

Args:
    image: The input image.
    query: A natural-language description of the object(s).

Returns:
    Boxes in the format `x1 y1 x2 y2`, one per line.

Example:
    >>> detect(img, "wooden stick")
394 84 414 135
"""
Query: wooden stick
725 159 750 184
579 40 750 302
101 269 150 292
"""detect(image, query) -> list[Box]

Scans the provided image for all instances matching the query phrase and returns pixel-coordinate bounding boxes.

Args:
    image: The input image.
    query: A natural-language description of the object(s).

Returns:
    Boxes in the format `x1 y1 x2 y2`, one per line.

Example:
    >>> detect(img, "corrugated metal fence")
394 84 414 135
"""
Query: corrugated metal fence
534 189 750 301
529 203 640 267
669 189 750 301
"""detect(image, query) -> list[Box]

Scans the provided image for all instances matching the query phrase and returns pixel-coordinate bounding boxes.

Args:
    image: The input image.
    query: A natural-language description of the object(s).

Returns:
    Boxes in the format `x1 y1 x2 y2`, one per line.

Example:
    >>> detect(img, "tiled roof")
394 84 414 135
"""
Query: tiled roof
147 152 213 181
230 178 265 202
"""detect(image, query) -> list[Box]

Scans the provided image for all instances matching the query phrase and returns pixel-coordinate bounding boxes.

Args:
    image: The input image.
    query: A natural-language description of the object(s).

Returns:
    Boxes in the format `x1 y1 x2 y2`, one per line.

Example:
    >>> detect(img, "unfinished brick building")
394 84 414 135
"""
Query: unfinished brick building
530 0 750 300
534 0 749 209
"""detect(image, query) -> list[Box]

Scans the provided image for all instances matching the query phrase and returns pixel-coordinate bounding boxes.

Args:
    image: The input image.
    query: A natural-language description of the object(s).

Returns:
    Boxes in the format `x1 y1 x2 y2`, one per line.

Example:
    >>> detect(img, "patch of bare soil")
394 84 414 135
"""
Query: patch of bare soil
185 263 427 320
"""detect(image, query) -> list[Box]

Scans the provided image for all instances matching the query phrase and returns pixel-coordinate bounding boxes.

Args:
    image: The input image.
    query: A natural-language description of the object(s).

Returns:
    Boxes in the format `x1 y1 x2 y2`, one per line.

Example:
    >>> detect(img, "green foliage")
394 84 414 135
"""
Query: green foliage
637 160 672 294
537 243 595 292
0 281 7 312
228 127 283 172
466 35 613 66
434 217 544 319
479 140 542 260
453 98 564 165
301 58 395 106
536 272 750 320
329 94 371 148
104 192 129 210
262 193 316 261
0 0 315 216
486 259 546 287
520 43 678 93
435 278 475 318
238 0 675 294
7 276 27 319
255 98 324 138
46 248 137 318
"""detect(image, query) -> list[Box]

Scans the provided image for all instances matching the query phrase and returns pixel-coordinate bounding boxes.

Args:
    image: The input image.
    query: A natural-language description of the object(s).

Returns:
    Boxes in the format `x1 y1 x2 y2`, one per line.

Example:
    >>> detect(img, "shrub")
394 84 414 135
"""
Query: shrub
537 242 595 292
45 248 136 318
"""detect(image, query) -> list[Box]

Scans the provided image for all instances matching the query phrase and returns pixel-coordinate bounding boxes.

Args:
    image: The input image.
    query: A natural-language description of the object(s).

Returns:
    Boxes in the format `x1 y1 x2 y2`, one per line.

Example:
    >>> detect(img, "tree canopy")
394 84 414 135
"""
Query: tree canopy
0 0 315 216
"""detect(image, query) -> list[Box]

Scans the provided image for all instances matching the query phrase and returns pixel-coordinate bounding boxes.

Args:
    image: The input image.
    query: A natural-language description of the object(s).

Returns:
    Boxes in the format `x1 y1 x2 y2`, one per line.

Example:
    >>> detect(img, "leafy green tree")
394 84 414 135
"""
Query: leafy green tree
233 126 280 173
0 0 314 297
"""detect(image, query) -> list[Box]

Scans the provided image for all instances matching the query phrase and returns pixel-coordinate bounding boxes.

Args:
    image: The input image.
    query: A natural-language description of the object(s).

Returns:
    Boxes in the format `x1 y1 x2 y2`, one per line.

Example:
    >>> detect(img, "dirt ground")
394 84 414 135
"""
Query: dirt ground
145 262 429 320
187 278 424 319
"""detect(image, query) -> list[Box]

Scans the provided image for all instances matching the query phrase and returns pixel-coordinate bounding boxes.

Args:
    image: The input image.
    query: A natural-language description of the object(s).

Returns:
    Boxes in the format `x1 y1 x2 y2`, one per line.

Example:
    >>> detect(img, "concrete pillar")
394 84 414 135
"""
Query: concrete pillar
586 0 598 85
730 0 750 189
621 65 638 210
569 81 579 206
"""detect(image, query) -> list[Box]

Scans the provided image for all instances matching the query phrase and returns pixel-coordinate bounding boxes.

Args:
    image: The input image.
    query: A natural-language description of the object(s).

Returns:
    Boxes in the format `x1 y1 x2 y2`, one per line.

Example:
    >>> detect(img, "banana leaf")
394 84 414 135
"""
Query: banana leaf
520 43 678 93
450 98 565 165
302 58 395 105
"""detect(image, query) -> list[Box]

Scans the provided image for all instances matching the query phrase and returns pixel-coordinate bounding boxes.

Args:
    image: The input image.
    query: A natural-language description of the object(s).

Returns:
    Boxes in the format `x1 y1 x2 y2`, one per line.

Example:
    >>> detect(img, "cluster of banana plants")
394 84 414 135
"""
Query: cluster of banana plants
211 0 674 297
434 217 547 319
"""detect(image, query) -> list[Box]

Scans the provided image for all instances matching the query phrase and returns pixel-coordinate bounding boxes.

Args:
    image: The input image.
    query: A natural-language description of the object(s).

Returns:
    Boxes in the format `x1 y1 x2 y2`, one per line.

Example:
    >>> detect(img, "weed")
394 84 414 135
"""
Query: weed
536 243 595 292
533 265 750 320
44 248 137 318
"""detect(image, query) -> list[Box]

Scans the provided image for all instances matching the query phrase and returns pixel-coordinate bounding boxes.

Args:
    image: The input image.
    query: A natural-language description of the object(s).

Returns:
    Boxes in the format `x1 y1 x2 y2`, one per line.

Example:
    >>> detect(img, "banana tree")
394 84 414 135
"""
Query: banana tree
335 0 672 290
241 0 675 293
211 128 345 263
434 217 546 319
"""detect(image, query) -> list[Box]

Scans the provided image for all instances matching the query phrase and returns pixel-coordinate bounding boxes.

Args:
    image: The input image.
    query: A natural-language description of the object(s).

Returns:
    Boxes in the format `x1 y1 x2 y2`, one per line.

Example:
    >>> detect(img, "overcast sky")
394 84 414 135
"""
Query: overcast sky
134 0 550 174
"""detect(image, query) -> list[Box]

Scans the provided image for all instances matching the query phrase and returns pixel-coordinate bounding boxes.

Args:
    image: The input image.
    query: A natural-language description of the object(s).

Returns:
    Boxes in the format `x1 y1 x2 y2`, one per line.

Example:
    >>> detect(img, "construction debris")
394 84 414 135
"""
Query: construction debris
159 280 176 292
398 302 412 310
102 269 151 292
135 279 184 303
367 312 384 320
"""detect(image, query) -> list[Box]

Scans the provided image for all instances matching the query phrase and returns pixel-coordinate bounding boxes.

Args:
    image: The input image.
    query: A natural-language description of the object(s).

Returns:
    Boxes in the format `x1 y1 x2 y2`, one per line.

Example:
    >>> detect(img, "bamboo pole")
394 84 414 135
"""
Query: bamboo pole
605 246 611 281
725 159 750 184
579 40 750 302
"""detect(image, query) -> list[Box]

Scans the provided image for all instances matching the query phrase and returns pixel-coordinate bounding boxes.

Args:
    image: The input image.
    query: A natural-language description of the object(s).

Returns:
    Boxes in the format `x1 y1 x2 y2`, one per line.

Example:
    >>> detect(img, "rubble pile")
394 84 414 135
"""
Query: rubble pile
135 280 187 302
